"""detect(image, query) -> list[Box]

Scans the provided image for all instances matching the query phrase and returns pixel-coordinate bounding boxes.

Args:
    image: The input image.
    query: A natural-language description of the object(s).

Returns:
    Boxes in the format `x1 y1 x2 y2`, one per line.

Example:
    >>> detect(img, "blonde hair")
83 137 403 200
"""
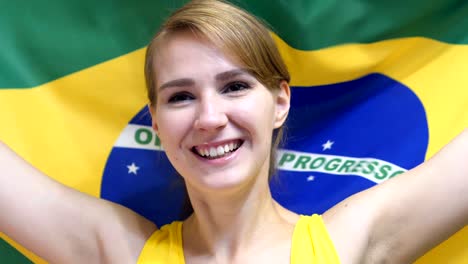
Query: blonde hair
144 0 290 179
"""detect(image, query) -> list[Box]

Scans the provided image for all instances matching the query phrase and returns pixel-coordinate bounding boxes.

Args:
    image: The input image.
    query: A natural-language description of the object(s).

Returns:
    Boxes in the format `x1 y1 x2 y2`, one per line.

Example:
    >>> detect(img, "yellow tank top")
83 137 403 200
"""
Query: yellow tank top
138 214 340 263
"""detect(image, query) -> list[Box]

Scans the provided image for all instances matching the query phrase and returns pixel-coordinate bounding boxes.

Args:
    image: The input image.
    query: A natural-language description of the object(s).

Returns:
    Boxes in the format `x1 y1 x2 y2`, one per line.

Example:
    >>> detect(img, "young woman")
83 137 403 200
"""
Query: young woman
1 0 467 263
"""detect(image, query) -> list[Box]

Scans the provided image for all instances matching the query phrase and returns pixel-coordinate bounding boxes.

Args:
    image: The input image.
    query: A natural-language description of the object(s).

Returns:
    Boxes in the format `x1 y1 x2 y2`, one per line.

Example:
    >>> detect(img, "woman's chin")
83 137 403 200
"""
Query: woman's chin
187 170 260 195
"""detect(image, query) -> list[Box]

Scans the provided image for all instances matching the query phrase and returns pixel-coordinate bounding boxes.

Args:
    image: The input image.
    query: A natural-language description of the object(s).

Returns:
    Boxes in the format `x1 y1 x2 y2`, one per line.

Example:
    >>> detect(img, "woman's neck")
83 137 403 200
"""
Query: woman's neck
182 176 299 261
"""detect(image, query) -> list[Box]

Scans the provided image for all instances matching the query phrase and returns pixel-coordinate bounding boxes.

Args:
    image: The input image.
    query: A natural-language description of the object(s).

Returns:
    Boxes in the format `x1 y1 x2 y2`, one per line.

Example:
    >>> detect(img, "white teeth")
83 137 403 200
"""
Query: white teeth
209 147 217 157
216 146 225 156
203 148 210 157
196 141 241 158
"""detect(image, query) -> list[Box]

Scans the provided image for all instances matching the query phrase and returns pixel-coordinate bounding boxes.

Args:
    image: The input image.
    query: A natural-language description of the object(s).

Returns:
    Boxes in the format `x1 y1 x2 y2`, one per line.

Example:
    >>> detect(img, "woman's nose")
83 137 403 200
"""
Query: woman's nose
193 97 228 131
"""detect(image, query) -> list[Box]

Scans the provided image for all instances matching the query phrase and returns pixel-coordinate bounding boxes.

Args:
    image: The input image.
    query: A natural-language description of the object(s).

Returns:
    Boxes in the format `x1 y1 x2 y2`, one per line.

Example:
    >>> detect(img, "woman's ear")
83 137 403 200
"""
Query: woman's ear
148 104 159 133
274 80 291 128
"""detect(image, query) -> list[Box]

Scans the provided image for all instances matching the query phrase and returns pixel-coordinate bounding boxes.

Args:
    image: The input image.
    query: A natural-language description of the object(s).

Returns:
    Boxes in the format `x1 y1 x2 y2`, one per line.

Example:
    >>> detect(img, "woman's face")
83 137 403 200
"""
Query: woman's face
150 31 290 192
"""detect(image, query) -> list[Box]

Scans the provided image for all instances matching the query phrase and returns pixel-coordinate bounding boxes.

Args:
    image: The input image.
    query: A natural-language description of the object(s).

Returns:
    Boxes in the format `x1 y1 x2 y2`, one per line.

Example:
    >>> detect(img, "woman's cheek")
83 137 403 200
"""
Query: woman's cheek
157 109 191 144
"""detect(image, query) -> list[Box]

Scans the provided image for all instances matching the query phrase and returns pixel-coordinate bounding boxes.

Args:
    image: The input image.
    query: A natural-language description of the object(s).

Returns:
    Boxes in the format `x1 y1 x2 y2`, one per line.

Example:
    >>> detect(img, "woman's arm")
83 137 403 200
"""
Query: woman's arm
0 141 156 263
324 129 468 263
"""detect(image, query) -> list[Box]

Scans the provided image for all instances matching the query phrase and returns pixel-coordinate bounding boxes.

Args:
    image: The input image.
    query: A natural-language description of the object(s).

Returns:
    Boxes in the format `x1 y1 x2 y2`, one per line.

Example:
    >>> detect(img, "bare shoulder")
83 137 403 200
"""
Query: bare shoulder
93 199 158 262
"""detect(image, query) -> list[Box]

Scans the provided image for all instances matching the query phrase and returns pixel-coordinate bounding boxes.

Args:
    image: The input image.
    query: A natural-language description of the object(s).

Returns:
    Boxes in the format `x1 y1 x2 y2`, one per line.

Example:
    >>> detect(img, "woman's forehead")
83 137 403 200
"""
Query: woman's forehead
152 32 248 84
155 30 244 64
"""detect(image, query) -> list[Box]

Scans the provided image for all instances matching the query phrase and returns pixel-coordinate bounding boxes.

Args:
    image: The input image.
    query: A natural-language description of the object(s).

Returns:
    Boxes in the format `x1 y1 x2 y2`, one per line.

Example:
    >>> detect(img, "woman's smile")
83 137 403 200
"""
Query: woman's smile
189 138 245 166
192 138 244 159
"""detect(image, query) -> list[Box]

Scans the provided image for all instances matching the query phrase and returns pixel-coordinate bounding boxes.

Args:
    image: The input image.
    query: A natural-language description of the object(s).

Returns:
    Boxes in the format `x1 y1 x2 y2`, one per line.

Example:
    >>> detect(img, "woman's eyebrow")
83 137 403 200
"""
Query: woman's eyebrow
159 69 250 91
159 78 195 91
215 69 250 81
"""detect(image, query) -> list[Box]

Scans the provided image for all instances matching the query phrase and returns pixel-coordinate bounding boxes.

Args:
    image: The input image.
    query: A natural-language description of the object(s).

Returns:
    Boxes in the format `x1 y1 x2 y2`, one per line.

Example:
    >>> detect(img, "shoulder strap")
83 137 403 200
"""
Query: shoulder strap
291 215 341 263
137 221 185 263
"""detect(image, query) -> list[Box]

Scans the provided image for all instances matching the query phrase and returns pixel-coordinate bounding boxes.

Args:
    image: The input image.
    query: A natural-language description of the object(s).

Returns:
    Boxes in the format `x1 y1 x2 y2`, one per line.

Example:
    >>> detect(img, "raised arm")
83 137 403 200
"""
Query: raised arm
324 129 468 263
0 141 156 263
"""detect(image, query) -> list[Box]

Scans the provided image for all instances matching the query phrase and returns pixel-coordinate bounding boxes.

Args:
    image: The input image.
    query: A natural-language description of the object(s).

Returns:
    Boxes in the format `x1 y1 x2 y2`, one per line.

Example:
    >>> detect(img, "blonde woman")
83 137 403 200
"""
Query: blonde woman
1 0 467 263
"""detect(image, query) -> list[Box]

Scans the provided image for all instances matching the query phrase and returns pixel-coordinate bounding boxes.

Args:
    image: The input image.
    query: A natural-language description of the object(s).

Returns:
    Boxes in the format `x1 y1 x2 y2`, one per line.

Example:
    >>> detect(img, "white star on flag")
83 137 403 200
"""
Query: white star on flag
127 162 140 175
322 140 334 151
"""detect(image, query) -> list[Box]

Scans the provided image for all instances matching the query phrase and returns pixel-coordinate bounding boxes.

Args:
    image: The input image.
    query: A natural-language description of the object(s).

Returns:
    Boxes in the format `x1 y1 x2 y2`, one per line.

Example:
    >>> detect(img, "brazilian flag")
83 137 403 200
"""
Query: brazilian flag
1 0 467 263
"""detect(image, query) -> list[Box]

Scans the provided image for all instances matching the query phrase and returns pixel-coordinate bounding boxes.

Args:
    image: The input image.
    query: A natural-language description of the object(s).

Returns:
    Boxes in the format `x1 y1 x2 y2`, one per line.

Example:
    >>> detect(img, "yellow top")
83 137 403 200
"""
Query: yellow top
138 214 340 263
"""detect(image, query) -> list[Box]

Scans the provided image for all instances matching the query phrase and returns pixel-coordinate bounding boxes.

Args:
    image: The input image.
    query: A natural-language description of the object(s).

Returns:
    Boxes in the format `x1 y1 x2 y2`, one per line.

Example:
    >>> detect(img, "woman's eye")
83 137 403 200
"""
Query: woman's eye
223 82 250 94
168 92 194 103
